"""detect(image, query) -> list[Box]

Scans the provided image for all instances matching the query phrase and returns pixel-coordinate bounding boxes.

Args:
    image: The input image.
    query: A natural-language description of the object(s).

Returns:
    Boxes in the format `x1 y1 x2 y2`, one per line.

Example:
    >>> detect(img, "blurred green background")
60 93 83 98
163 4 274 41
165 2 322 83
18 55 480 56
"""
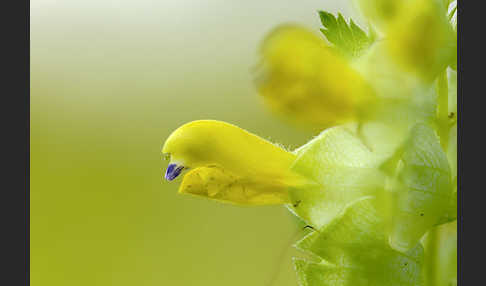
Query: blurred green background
31 1 351 285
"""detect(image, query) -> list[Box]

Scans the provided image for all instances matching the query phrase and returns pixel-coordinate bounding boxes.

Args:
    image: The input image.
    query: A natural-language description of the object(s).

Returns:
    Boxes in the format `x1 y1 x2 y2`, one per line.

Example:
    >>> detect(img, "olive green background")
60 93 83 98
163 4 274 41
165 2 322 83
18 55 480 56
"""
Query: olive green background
31 1 351 285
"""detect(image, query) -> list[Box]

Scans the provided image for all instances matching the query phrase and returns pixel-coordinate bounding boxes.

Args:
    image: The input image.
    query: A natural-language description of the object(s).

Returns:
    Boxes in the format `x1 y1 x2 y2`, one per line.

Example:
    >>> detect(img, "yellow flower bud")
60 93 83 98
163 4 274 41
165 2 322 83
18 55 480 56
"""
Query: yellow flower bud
255 25 375 129
386 0 455 81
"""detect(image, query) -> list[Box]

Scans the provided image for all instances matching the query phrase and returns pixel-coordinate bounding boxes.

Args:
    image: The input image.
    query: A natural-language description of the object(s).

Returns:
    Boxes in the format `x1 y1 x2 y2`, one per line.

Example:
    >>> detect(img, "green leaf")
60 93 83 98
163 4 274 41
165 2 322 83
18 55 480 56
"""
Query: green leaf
288 122 403 228
318 11 375 58
294 197 424 286
289 124 385 228
383 123 454 251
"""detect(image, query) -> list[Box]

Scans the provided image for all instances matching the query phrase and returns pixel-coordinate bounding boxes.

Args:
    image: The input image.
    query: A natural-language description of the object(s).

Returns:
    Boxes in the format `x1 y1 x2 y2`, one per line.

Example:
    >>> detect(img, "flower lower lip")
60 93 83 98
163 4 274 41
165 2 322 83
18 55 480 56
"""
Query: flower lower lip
165 163 185 181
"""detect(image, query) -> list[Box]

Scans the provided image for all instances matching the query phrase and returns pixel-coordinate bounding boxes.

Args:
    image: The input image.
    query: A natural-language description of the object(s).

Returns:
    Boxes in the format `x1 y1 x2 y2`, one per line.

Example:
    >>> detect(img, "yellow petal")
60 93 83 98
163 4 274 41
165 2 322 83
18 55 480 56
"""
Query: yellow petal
255 25 375 129
355 0 407 30
179 166 290 205
162 120 308 205
386 0 455 82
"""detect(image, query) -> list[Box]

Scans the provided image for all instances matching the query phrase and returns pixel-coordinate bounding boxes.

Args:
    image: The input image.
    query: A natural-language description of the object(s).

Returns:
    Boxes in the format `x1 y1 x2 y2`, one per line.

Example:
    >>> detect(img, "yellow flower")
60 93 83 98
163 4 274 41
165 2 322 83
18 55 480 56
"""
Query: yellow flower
255 25 376 129
386 0 455 82
162 120 309 205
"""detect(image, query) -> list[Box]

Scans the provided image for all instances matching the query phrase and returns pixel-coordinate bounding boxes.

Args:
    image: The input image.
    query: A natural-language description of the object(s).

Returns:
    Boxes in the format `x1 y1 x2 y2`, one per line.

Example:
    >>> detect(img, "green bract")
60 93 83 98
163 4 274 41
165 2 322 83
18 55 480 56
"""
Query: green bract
318 11 376 59
382 123 454 251
294 197 424 286
288 123 396 229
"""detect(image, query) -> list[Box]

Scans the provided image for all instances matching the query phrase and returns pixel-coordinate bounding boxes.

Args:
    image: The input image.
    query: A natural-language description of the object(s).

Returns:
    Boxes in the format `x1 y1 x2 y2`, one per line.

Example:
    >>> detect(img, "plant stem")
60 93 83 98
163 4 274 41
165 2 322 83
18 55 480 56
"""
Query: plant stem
425 69 450 286
436 70 449 150
425 228 439 286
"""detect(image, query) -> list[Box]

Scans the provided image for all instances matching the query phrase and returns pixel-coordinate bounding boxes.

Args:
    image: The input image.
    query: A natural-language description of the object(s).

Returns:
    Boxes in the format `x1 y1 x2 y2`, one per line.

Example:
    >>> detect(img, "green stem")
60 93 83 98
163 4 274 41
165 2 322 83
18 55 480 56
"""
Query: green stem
425 228 439 286
436 70 449 150
425 70 450 286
